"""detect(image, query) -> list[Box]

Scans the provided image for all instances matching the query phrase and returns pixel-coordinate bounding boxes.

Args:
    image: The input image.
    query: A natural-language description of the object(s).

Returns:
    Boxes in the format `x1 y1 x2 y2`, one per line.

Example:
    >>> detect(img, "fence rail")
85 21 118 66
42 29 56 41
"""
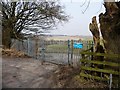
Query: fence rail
80 48 120 88
81 51 120 59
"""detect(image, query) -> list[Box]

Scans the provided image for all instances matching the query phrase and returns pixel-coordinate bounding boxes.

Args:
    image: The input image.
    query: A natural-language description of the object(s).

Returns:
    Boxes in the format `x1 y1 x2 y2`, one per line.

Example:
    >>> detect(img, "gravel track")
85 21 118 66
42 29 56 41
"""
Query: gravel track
2 56 58 88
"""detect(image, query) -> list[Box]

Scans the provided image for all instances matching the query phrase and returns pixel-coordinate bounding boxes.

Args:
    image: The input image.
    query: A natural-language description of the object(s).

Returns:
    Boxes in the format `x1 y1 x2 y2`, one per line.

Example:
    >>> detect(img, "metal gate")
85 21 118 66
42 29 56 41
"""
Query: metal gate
11 38 93 66
37 39 93 65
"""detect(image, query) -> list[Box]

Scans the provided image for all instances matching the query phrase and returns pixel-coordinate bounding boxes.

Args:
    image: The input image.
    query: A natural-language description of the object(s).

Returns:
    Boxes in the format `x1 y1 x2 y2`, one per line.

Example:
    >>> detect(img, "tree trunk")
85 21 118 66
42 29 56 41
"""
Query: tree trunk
2 15 15 49
99 2 120 54
2 26 12 49
89 16 105 76
89 16 100 52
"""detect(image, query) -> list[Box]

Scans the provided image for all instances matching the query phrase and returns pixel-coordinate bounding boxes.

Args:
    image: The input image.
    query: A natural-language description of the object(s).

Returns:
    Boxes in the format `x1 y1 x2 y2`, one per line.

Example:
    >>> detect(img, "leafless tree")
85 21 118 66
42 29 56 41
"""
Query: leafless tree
1 0 69 48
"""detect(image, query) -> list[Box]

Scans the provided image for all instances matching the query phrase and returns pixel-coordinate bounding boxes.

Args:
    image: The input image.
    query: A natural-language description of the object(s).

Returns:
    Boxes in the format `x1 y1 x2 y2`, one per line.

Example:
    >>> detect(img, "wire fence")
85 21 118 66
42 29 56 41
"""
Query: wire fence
11 37 93 65
11 38 36 58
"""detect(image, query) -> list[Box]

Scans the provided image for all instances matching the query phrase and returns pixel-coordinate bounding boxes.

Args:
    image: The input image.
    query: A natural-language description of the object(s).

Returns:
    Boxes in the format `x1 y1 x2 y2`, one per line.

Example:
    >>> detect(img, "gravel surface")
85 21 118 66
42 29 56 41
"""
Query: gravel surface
2 56 58 88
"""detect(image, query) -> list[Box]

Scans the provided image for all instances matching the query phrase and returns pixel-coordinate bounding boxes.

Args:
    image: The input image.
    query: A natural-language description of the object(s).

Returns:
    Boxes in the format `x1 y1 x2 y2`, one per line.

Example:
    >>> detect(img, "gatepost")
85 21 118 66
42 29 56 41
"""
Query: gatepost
68 40 70 65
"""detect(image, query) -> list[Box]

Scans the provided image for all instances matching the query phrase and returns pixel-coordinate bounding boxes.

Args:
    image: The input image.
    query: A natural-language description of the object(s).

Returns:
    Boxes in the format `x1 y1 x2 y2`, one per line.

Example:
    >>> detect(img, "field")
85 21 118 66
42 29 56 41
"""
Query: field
45 41 93 54
45 35 93 41
46 44 68 53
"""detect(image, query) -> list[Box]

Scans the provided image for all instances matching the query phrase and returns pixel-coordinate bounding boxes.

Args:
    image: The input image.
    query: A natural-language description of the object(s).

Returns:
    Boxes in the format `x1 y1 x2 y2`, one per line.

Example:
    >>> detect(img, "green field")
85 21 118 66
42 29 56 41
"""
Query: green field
46 43 92 54
46 44 68 53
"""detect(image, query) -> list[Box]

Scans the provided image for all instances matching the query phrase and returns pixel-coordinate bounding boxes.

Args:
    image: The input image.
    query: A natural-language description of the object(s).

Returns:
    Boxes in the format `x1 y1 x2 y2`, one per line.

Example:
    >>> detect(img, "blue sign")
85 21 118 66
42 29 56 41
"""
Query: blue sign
73 42 83 49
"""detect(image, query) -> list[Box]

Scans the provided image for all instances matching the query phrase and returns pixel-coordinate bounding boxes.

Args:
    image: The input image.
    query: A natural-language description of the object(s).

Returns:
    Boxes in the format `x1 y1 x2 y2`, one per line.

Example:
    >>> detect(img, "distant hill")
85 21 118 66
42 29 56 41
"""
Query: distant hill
42 35 93 41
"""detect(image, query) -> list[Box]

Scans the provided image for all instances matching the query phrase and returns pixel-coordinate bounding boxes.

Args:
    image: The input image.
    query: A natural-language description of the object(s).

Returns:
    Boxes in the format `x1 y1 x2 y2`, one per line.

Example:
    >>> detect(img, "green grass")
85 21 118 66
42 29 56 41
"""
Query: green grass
45 40 93 54
46 44 85 54
47 44 68 49
46 44 68 53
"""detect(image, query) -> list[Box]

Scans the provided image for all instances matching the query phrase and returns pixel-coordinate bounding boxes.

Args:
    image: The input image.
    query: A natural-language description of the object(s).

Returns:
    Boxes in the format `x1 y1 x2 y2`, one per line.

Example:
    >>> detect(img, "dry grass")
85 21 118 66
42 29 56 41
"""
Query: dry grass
2 49 30 58
52 65 108 88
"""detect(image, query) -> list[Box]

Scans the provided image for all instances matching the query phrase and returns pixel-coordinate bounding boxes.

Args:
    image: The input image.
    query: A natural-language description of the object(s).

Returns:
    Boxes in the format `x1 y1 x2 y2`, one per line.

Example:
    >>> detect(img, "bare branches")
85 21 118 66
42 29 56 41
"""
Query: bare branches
1 0 69 48
81 0 90 14
1 1 68 38
80 0 87 7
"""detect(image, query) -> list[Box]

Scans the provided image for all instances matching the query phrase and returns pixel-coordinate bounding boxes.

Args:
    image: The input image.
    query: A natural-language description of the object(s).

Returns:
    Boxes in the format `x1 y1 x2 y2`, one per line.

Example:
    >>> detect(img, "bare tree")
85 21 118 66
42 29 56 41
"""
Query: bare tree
1 0 69 48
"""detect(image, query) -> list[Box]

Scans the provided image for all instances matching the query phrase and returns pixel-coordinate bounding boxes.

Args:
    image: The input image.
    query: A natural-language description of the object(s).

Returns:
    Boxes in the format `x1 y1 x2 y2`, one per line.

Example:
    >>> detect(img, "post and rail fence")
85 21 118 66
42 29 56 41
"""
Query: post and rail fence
80 47 120 88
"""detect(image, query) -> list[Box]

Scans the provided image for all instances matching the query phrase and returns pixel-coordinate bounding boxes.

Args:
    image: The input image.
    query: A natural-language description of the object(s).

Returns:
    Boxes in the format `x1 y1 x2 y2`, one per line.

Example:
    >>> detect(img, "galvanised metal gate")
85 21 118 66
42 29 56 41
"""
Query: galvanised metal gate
37 39 93 65
12 38 93 66
38 40 69 65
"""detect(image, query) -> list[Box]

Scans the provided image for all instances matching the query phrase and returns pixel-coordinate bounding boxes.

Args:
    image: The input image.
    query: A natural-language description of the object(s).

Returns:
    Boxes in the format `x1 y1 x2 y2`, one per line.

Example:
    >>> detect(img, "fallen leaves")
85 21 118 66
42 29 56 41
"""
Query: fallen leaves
2 49 30 58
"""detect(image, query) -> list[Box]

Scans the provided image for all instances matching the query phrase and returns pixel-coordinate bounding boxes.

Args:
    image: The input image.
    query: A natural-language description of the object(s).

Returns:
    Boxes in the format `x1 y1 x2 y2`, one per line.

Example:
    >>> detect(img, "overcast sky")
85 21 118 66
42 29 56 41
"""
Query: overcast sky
49 0 105 36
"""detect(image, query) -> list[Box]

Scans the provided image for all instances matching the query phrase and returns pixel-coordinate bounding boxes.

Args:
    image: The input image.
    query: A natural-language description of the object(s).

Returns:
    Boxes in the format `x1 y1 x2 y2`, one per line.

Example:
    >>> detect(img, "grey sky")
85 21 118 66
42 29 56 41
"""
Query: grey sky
50 0 105 36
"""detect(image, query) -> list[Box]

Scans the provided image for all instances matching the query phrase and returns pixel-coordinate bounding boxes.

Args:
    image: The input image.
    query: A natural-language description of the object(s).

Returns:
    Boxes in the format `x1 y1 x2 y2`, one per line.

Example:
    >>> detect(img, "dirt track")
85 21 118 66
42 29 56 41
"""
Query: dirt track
2 56 108 88
2 57 58 88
